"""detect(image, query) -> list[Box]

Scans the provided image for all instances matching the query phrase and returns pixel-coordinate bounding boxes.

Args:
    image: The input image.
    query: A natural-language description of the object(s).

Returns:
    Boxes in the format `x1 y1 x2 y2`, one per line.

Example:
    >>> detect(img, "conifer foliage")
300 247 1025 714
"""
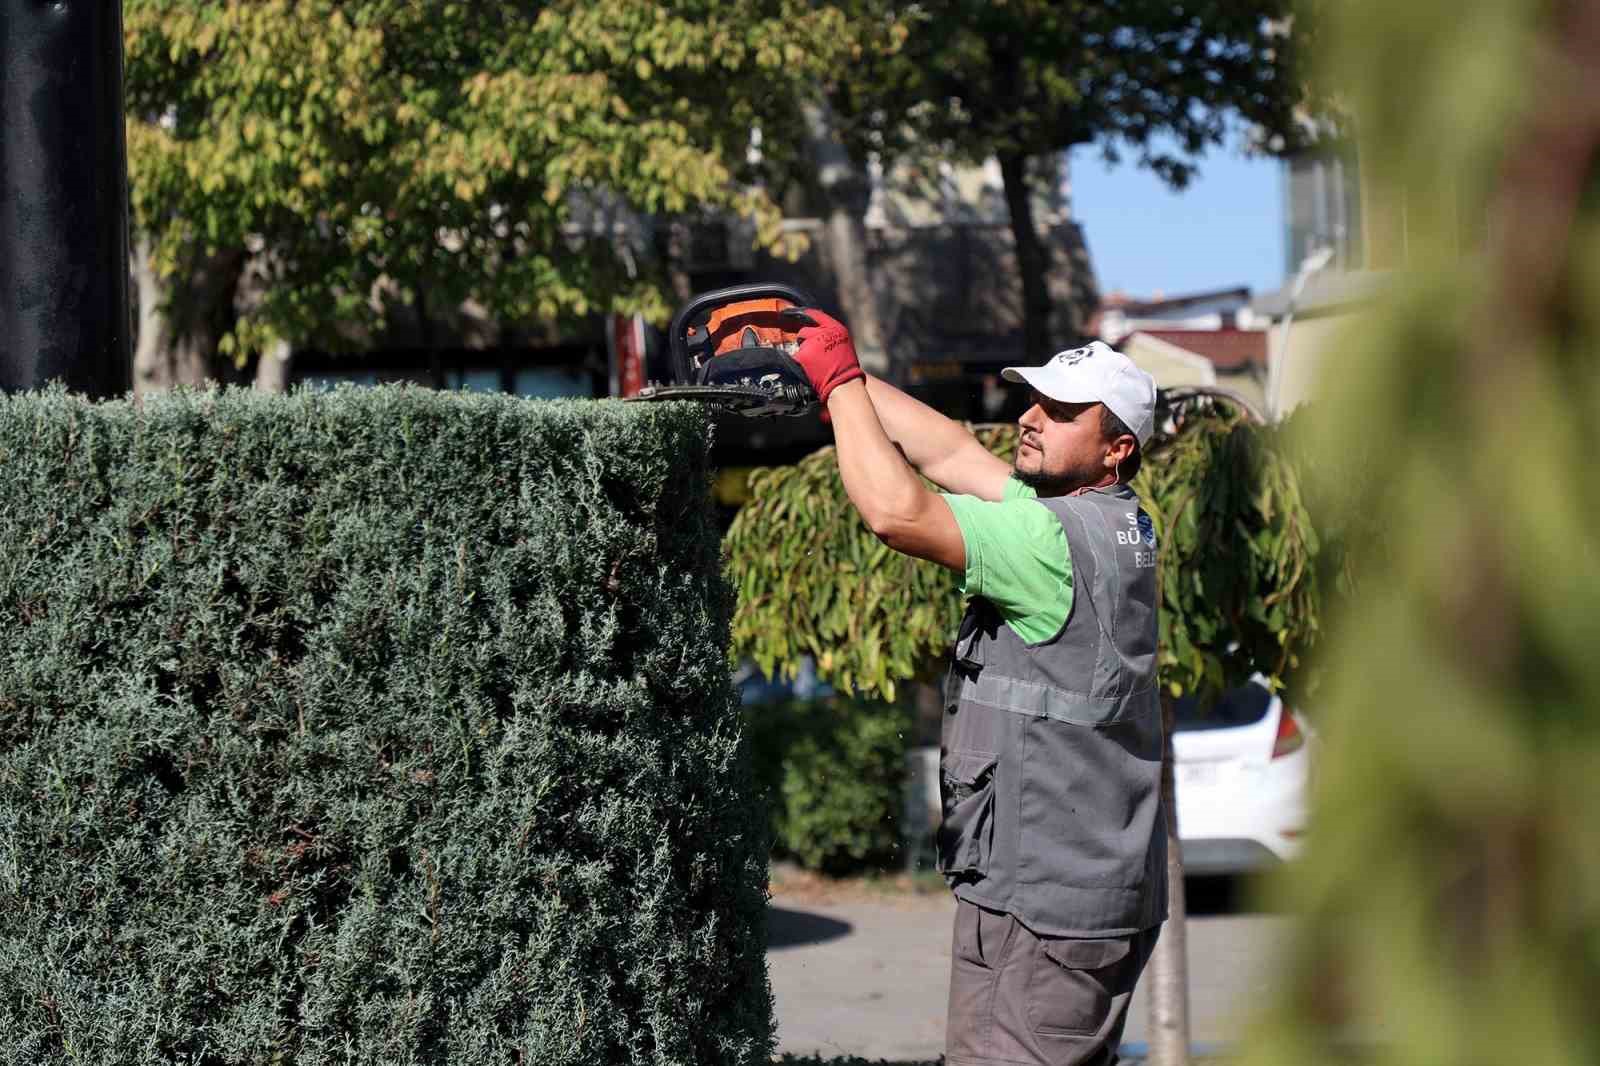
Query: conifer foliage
0 388 771 1063
1241 2 1600 1062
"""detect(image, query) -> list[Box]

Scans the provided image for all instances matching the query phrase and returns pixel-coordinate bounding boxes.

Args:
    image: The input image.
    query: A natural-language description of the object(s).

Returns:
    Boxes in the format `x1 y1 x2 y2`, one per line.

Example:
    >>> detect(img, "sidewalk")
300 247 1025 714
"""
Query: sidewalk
767 870 1290 1063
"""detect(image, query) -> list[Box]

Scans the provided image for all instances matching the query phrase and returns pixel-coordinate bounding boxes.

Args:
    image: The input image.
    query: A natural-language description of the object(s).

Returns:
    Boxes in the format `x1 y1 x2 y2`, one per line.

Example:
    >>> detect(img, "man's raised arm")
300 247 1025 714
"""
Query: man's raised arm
862 376 1011 501
783 311 967 571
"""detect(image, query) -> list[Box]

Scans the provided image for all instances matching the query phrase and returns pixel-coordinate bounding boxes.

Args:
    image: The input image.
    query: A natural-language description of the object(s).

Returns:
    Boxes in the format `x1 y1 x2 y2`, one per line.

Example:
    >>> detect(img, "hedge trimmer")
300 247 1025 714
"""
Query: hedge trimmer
629 283 821 418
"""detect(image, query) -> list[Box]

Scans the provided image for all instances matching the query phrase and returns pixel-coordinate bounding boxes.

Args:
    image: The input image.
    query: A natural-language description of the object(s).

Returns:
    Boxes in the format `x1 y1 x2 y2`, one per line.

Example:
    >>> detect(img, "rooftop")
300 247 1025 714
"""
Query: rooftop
1116 328 1269 371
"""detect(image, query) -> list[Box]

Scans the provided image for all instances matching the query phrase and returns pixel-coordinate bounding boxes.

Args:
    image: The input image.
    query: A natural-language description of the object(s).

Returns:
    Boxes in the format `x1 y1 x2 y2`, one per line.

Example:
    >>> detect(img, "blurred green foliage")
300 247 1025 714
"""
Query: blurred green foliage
1238 2 1600 1065
744 696 915 876
726 412 1327 710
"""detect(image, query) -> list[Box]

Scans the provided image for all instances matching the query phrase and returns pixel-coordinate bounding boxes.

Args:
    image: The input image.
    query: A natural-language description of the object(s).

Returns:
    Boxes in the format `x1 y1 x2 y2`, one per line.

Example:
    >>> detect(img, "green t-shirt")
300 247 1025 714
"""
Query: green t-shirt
940 477 1073 644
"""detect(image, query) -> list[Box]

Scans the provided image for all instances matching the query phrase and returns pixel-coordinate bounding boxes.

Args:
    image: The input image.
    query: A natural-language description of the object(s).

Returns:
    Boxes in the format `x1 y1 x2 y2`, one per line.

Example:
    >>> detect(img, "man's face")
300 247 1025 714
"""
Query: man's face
1013 390 1116 495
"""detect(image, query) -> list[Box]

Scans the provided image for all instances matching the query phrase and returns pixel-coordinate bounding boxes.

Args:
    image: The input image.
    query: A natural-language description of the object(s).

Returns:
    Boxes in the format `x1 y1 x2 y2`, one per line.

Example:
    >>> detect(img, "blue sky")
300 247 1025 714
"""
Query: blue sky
1068 143 1286 300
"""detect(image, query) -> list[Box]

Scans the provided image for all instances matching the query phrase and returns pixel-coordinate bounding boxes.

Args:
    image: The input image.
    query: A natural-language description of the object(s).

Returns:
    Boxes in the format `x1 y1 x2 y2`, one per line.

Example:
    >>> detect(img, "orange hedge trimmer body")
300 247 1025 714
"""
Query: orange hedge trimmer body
629 283 820 418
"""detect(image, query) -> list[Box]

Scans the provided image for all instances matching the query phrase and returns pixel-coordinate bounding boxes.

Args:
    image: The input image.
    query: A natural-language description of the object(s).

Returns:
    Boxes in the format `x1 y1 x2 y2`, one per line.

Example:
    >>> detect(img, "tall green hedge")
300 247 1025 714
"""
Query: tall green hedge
0 387 771 1064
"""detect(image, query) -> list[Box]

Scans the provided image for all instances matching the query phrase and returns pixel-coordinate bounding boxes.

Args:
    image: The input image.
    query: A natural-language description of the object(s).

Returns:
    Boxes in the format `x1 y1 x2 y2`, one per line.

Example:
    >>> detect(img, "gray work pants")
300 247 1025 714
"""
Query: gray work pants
946 898 1161 1066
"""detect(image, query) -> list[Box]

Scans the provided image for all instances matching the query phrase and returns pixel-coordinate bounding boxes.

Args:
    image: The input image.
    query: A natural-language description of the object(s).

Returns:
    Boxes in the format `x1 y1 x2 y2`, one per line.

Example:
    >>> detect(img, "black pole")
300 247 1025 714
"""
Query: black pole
0 0 132 397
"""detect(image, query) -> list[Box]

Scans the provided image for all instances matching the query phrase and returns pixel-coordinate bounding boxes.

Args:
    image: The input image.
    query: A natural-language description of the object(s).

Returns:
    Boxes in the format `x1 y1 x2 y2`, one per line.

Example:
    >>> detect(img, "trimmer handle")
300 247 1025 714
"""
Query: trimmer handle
668 283 817 384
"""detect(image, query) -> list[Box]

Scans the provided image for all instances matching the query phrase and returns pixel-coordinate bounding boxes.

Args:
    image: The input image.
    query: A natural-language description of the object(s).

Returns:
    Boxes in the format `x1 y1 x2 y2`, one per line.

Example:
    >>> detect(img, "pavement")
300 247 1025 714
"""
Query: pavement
767 872 1291 1063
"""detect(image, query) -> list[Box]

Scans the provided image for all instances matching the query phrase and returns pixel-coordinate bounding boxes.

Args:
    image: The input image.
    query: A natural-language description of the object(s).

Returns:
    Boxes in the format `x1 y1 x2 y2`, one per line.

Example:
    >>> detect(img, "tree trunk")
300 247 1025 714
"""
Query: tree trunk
802 102 890 380
657 215 694 306
131 235 243 398
253 338 293 393
997 150 1056 362
415 287 446 390
1146 692 1192 1066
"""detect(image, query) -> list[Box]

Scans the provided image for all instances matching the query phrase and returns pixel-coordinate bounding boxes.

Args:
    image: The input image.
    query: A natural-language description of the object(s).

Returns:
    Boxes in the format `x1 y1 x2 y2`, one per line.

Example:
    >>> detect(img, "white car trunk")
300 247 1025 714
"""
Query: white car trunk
1171 682 1313 874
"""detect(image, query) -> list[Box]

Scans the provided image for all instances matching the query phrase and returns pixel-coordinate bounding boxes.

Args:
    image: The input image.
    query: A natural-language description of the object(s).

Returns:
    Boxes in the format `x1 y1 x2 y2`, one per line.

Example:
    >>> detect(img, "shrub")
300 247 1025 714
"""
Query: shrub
744 696 913 876
0 387 771 1064
723 430 1018 702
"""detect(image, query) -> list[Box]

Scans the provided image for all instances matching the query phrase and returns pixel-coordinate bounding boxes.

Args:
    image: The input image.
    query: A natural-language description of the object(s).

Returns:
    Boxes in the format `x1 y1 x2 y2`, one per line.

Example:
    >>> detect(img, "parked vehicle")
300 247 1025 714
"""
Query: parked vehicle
734 657 832 705
1172 677 1314 875
739 662 1315 878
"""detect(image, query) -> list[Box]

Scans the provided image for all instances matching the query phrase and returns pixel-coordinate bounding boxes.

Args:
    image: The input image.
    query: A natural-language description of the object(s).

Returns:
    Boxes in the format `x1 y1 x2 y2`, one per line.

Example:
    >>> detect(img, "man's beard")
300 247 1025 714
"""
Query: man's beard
1012 452 1104 497
1012 463 1075 496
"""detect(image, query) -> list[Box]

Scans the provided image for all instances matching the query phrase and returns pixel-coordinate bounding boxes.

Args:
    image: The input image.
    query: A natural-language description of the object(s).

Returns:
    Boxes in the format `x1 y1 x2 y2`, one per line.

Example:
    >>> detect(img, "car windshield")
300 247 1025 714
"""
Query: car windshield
1173 682 1273 731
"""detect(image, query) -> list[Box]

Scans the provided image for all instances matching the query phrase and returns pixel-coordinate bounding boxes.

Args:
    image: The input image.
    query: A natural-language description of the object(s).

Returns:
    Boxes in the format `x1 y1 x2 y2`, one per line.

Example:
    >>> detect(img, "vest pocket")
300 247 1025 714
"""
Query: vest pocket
937 750 999 877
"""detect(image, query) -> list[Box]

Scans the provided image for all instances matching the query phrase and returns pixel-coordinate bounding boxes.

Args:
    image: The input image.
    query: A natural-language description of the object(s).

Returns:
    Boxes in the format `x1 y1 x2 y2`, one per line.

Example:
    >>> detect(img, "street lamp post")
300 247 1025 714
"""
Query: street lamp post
1266 246 1334 420
0 0 132 397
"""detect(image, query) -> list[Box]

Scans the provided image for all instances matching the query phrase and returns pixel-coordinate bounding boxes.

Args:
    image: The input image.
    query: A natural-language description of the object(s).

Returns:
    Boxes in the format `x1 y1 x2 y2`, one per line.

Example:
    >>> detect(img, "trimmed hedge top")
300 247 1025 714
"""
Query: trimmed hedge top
0 387 771 1064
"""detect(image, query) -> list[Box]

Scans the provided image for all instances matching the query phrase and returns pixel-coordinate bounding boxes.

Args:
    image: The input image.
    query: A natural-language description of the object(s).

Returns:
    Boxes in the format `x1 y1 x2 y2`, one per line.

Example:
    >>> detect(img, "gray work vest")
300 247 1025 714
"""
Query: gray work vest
937 483 1168 937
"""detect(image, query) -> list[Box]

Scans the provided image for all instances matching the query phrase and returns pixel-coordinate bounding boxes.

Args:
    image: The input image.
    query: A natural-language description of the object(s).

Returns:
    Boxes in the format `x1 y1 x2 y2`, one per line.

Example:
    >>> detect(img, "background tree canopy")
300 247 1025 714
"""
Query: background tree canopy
823 0 1316 359
123 2 1316 390
123 0 865 377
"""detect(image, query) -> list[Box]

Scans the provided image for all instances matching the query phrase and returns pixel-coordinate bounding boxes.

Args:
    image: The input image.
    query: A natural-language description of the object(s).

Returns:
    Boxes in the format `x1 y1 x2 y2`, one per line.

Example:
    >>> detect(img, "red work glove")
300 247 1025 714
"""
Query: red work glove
793 308 865 405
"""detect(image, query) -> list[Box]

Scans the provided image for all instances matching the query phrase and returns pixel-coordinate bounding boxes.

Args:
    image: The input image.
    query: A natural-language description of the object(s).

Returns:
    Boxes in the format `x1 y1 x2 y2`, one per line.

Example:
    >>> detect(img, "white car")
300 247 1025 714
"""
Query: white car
1172 677 1314 875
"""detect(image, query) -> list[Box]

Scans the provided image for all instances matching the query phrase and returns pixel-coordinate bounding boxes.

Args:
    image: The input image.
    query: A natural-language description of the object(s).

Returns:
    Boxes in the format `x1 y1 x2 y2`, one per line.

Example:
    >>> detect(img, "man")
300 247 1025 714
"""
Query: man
788 310 1167 1066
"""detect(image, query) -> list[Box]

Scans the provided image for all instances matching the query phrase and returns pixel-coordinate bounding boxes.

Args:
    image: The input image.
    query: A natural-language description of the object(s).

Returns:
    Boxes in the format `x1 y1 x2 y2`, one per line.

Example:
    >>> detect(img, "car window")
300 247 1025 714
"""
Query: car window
1173 682 1273 730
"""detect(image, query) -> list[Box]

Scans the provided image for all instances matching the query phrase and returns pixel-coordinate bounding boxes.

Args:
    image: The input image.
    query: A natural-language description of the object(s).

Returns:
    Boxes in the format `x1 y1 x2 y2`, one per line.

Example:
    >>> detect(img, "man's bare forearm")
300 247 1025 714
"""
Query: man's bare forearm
824 379 967 570
863 376 972 464
862 376 1012 500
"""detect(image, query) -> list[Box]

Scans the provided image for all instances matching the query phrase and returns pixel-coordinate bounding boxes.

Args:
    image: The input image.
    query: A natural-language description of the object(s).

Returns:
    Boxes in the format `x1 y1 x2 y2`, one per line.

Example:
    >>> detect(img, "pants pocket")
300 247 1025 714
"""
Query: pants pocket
937 750 998 877
1027 935 1134 1036
951 898 1016 968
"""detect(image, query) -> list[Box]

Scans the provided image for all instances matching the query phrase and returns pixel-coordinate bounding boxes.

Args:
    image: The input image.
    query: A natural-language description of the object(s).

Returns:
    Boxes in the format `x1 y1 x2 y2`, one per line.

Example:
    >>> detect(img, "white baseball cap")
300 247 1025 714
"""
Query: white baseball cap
1002 341 1157 447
